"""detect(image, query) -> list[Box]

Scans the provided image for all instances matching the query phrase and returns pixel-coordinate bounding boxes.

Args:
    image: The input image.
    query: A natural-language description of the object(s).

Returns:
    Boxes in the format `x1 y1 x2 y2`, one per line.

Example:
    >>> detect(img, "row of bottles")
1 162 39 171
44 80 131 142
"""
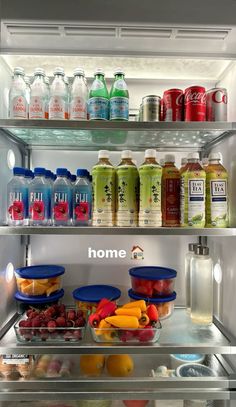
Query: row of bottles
8 67 129 121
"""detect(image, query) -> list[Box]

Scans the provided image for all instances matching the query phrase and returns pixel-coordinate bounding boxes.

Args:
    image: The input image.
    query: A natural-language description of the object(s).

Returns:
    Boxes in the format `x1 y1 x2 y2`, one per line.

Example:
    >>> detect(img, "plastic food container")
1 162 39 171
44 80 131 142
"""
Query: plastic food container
15 265 65 297
14 289 64 312
128 289 176 320
170 354 205 369
129 266 177 297
176 363 217 377
73 285 121 315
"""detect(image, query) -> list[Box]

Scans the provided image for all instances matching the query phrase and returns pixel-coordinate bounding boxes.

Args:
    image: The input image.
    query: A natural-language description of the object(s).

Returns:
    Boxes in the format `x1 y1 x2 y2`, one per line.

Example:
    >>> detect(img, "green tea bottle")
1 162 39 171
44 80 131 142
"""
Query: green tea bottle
88 69 109 120
110 69 129 121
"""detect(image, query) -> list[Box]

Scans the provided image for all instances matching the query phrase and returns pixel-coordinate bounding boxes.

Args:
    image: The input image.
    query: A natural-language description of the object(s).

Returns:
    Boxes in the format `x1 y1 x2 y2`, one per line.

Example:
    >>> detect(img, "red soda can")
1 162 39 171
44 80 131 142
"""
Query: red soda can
160 98 164 121
184 86 206 121
163 88 183 121
206 88 227 121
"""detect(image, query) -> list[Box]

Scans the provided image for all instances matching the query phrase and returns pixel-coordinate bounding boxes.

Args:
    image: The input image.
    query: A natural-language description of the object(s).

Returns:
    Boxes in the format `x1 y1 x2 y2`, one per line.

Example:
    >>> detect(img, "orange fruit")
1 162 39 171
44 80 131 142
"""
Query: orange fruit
80 354 105 376
106 354 134 377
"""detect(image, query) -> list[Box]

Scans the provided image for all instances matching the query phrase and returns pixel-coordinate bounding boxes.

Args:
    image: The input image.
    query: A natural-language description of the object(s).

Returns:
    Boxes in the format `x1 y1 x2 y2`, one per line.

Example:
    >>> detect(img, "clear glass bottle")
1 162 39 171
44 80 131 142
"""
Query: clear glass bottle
70 68 88 120
24 76 31 107
9 67 28 119
29 68 48 119
185 243 200 314
110 68 129 121
49 67 68 120
190 246 213 325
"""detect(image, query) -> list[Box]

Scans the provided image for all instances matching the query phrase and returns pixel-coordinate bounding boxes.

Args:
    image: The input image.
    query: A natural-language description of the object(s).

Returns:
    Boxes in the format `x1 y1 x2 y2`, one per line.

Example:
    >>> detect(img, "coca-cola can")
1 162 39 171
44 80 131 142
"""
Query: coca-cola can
142 95 161 121
160 98 164 121
184 86 206 121
206 88 227 121
163 88 183 121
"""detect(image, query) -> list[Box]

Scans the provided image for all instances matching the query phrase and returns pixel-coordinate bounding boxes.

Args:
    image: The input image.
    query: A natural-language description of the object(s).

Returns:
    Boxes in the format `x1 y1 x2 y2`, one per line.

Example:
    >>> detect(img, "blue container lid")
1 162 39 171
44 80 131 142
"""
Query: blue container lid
15 289 64 304
77 169 88 177
13 167 25 176
128 289 176 303
34 167 46 176
56 168 68 176
129 266 177 280
73 285 121 303
15 264 65 279
171 354 204 362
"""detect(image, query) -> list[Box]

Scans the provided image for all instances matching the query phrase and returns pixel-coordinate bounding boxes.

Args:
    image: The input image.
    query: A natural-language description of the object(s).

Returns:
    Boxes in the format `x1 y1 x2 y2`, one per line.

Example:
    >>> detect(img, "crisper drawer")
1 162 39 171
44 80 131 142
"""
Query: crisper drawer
0 355 234 401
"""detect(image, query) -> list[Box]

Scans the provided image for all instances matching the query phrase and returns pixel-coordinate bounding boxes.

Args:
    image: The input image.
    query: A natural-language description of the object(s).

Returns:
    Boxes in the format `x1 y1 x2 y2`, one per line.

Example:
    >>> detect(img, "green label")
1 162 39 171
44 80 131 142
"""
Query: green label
180 169 206 227
206 170 228 227
92 165 116 226
139 164 162 227
116 165 139 226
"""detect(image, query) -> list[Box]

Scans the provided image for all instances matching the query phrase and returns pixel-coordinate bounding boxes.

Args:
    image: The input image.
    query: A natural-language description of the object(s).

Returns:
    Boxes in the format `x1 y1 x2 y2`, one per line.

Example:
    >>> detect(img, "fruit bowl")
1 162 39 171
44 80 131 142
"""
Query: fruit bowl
14 306 87 343
90 321 161 343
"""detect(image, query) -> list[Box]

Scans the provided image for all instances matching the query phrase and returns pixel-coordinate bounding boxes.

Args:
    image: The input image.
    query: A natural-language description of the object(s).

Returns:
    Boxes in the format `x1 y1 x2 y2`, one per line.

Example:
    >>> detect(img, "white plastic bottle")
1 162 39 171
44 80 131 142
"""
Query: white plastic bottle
29 68 48 119
7 167 27 226
9 67 28 119
29 167 50 226
70 68 88 120
190 246 213 325
49 67 68 120
52 168 72 226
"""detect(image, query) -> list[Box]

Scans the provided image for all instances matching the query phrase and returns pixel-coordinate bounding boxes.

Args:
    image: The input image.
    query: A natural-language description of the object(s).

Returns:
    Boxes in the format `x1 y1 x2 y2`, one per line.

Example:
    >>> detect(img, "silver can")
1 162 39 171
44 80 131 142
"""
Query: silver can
142 95 161 121
206 88 227 121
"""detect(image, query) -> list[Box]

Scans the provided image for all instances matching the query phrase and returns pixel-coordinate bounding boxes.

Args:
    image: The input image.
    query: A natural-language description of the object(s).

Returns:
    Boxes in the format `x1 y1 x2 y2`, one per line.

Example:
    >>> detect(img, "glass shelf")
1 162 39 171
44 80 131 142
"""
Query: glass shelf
1 119 235 150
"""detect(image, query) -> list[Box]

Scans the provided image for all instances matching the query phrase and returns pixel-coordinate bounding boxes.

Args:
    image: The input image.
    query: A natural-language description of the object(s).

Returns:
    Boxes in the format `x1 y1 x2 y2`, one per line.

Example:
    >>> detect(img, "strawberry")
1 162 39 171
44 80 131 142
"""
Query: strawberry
147 304 159 323
138 326 155 342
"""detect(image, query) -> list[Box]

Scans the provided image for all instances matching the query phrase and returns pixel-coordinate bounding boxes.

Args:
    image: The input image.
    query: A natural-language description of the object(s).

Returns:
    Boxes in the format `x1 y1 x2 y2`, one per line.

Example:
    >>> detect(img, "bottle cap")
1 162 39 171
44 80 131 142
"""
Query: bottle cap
34 68 45 76
121 150 133 159
25 169 32 178
98 150 109 159
164 154 175 163
114 68 125 75
188 243 201 252
66 170 71 178
71 174 77 183
45 170 51 178
14 67 25 76
208 152 221 161
77 169 88 177
34 167 46 176
13 167 25 176
94 68 105 76
73 67 85 77
181 158 187 166
56 168 68 177
145 149 157 159
187 152 199 161
194 246 209 256
53 67 65 76
24 76 31 85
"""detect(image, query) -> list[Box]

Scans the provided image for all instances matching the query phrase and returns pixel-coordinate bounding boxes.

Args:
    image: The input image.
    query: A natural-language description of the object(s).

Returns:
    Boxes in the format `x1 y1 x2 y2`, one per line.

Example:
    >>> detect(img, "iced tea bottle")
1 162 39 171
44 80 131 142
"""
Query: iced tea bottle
162 154 180 227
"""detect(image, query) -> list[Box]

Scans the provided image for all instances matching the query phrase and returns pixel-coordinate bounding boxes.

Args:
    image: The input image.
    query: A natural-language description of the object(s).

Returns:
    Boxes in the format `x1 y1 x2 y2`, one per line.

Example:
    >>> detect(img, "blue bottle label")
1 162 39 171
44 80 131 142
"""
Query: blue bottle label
110 97 129 120
88 97 109 120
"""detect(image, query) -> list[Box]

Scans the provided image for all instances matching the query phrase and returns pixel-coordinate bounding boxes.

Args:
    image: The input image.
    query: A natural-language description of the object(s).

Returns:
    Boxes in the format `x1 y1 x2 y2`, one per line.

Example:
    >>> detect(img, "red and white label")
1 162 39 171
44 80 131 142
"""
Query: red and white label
11 96 28 119
49 97 68 119
163 89 183 122
29 97 46 119
70 97 87 120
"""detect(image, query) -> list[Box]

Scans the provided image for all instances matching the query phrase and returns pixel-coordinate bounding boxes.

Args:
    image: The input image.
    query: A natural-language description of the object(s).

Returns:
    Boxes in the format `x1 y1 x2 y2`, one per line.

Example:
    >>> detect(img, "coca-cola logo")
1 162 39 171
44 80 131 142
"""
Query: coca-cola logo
212 90 227 104
185 90 206 105
176 93 184 106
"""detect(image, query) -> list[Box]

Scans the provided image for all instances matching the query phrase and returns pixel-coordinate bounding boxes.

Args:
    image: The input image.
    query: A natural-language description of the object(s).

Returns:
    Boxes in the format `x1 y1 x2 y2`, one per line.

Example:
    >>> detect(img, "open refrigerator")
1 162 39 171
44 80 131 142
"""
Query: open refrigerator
1 0 236 406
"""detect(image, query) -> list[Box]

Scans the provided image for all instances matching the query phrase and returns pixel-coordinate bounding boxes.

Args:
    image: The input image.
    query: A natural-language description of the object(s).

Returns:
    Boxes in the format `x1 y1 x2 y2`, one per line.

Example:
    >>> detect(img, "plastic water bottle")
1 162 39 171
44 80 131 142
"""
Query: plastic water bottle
70 68 88 120
88 69 109 120
7 167 27 226
24 169 34 225
110 68 129 121
9 67 28 119
73 169 92 226
29 68 48 119
49 67 68 120
53 168 72 226
45 170 54 224
29 167 50 226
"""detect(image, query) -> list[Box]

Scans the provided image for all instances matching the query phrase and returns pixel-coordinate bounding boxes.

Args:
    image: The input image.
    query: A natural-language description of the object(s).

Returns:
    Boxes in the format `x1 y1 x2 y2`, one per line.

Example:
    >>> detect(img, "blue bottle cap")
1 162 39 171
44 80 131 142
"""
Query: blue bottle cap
56 168 68 177
76 169 88 177
34 167 46 176
24 169 32 178
13 167 25 176
67 170 71 179
71 174 76 182
45 170 51 178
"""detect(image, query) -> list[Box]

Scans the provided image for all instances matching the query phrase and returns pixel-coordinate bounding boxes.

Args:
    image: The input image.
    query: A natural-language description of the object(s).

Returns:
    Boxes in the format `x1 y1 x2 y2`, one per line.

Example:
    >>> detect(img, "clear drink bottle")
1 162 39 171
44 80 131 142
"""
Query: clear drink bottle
44 77 50 119
185 243 200 314
9 67 28 119
70 68 88 120
24 76 31 108
73 169 92 226
29 167 50 226
49 67 68 120
110 69 129 121
7 167 27 226
52 168 72 226
29 68 48 119
88 69 109 120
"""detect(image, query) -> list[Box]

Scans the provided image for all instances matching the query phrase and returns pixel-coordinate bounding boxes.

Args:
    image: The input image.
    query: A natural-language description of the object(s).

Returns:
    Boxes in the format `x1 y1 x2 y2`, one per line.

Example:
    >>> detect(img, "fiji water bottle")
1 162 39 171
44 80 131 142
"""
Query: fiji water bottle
53 168 72 226
88 69 109 120
49 67 68 120
29 167 50 226
7 167 27 226
9 67 28 119
24 169 34 225
110 68 129 121
73 169 92 226
29 68 48 119
70 68 88 120
45 170 54 224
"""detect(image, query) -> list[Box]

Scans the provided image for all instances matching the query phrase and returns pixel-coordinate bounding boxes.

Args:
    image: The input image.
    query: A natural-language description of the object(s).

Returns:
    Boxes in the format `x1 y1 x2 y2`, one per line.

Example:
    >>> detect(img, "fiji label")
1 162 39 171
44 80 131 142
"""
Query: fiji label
180 172 205 227
8 192 25 220
29 96 46 119
70 97 87 120
139 165 162 227
53 192 70 221
207 178 228 227
49 97 68 119
30 192 45 221
92 166 116 226
110 97 129 120
116 166 139 226
74 192 90 221
11 96 28 119
88 97 109 120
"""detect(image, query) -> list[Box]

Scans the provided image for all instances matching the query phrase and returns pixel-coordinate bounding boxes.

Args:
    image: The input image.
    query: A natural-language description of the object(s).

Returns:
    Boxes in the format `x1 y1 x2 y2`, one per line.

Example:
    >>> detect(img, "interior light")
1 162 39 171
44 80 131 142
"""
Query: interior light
214 263 222 284
7 149 15 169
6 262 14 283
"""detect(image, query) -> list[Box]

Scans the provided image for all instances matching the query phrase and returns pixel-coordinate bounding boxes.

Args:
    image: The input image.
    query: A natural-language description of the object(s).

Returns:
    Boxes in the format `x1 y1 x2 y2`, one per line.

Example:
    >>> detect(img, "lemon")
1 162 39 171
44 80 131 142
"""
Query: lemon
106 354 134 377
80 354 105 376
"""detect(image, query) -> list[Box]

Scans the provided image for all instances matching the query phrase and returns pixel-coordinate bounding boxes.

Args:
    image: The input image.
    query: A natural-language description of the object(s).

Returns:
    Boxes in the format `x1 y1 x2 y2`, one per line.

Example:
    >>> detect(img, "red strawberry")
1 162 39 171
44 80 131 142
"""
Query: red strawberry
138 326 155 342
147 304 159 323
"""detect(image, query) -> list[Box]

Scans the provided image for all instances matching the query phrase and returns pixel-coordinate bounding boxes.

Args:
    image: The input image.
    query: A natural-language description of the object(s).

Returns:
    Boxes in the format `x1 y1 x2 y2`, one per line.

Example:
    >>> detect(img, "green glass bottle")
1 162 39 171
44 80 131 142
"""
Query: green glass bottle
110 69 129 121
88 69 109 120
